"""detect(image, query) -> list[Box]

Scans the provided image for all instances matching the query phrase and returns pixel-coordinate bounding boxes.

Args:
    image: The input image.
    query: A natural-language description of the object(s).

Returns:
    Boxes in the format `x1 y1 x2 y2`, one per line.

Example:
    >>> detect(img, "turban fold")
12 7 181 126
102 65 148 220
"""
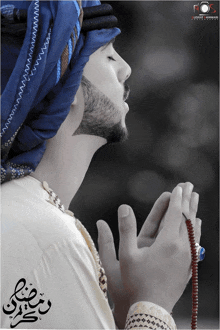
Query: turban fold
1 0 120 184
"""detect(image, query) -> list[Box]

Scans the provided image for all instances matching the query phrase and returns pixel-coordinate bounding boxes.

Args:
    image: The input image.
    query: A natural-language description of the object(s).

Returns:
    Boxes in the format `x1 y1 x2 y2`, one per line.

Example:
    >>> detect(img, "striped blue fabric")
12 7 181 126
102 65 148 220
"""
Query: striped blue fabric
56 58 61 84
68 38 73 64
73 1 81 36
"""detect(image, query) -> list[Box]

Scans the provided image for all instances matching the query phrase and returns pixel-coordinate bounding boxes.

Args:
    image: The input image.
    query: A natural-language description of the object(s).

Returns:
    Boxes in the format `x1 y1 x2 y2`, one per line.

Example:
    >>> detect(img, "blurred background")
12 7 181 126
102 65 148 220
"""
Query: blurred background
70 1 219 328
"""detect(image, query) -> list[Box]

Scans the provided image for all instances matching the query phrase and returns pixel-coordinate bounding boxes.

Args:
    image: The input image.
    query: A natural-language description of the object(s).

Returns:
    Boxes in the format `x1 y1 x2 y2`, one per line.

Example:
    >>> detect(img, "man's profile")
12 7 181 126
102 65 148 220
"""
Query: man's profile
1 1 202 329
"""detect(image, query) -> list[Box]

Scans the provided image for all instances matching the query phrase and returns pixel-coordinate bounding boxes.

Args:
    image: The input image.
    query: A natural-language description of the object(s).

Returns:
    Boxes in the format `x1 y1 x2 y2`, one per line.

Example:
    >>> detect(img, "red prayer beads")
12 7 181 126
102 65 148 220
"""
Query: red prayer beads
183 213 198 330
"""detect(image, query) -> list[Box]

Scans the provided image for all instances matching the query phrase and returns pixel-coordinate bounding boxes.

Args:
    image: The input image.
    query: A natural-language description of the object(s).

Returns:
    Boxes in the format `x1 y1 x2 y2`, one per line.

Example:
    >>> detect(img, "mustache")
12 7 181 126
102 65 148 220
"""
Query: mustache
123 83 130 102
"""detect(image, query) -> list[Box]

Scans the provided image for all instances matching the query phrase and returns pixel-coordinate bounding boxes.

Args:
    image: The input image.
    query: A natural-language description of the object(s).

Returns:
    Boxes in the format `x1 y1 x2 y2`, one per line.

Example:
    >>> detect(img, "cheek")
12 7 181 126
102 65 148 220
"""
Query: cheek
84 63 118 98
97 76 121 106
83 57 106 83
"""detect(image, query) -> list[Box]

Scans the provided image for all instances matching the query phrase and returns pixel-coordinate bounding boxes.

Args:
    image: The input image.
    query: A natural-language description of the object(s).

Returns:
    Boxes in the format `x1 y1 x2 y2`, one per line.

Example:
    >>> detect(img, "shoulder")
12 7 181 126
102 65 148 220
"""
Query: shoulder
2 177 93 292
1 176 84 252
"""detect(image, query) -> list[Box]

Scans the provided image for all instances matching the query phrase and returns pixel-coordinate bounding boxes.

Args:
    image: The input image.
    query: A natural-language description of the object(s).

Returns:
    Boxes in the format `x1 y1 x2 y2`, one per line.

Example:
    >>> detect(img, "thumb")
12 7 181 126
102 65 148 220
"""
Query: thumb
118 205 137 260
97 220 117 273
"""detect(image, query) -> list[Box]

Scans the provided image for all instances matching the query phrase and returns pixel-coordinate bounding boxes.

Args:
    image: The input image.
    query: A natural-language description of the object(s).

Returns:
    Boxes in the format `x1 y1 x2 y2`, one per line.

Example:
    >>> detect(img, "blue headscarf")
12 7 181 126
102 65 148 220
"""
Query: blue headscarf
1 0 120 184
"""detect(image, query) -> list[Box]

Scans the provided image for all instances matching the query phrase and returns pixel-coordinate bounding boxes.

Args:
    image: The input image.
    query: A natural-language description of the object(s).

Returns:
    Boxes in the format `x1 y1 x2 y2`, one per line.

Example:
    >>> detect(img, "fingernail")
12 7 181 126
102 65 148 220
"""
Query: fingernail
118 205 129 218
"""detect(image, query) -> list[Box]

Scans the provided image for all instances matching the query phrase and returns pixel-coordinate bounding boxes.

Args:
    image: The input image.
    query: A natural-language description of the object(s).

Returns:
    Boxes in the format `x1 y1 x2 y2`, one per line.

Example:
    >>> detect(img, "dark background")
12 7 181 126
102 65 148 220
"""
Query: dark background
70 1 219 328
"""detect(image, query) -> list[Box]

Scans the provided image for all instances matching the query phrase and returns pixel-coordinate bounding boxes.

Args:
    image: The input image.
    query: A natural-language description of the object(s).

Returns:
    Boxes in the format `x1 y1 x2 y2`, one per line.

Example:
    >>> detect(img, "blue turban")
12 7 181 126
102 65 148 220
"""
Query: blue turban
1 0 120 184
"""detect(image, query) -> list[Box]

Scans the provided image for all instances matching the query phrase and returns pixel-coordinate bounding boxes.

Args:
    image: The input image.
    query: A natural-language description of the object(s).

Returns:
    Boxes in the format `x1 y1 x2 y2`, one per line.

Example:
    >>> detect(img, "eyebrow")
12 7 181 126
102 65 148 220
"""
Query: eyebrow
101 37 116 51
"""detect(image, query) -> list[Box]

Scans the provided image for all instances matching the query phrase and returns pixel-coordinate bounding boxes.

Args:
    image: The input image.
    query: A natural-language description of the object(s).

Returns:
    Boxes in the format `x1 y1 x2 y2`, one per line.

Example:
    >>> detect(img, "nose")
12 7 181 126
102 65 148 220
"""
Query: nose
117 54 132 82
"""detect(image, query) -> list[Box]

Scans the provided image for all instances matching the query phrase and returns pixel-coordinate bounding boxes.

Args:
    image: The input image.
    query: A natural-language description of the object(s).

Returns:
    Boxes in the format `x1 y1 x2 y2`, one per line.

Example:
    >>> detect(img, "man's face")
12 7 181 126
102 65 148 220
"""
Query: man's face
74 40 132 143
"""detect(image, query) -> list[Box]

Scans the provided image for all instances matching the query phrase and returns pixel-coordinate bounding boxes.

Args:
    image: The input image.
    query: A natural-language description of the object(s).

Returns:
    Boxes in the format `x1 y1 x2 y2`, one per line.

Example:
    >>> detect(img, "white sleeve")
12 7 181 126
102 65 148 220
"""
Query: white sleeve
2 238 116 329
125 301 177 330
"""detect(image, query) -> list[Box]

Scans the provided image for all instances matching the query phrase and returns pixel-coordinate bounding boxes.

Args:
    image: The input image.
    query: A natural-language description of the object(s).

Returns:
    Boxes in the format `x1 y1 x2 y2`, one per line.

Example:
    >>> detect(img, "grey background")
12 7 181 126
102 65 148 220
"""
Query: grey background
70 1 219 328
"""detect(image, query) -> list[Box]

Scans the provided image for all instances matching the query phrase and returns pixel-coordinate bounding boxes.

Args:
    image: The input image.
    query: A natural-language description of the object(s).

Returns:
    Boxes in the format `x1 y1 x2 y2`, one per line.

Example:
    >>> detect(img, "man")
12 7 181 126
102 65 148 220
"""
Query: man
1 1 202 329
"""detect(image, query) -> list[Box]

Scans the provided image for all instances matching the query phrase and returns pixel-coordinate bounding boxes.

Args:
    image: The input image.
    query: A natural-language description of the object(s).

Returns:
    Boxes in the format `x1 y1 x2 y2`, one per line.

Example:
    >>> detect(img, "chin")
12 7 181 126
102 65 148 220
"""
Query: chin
74 120 128 144
106 122 128 144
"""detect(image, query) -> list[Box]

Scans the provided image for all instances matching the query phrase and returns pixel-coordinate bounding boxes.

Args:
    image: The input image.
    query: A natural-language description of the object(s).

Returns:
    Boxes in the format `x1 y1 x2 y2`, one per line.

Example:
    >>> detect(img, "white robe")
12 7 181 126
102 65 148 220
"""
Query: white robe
1 176 176 329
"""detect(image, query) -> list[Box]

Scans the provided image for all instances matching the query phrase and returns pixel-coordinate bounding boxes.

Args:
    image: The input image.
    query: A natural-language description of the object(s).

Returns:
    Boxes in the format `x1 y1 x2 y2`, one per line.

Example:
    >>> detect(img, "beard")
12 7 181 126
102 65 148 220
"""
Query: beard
73 76 129 143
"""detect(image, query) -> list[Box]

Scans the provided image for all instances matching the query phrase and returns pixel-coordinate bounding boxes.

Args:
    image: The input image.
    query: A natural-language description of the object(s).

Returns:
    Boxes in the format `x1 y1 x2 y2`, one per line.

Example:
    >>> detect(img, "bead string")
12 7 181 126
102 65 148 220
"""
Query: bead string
182 213 198 330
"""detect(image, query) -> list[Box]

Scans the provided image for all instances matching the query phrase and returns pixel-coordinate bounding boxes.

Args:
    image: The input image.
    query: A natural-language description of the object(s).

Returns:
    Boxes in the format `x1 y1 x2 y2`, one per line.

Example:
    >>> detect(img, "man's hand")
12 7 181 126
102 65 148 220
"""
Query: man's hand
97 182 201 328
97 191 171 328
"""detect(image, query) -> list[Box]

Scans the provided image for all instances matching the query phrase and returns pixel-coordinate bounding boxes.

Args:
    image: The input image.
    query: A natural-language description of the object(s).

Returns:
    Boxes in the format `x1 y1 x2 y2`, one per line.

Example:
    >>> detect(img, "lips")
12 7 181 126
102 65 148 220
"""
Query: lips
123 84 130 102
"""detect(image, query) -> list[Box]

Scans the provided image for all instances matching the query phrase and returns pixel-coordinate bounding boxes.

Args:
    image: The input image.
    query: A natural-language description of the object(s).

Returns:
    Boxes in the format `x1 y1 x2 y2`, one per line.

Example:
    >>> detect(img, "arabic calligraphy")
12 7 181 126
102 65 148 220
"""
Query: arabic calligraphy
2 278 52 328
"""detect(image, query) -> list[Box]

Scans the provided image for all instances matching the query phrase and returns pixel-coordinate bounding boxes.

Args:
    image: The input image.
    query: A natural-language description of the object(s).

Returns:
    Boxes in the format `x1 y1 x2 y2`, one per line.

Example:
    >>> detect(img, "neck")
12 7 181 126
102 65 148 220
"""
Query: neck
30 134 106 209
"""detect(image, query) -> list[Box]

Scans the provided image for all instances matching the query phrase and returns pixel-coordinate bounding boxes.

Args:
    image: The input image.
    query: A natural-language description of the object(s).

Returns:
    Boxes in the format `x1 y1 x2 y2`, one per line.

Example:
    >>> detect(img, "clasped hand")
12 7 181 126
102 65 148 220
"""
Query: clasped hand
97 182 201 329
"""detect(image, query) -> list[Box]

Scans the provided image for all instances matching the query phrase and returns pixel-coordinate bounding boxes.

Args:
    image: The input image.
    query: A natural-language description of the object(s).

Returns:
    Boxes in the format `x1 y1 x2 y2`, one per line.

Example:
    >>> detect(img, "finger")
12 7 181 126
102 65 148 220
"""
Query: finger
180 191 198 236
138 192 171 240
118 205 137 259
194 218 202 244
182 182 194 216
97 220 117 272
189 192 199 219
157 186 182 240
177 182 185 188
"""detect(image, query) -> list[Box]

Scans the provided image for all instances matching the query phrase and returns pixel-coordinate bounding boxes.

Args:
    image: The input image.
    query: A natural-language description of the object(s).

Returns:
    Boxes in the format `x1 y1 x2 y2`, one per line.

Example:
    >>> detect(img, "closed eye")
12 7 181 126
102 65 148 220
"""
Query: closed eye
108 56 116 61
